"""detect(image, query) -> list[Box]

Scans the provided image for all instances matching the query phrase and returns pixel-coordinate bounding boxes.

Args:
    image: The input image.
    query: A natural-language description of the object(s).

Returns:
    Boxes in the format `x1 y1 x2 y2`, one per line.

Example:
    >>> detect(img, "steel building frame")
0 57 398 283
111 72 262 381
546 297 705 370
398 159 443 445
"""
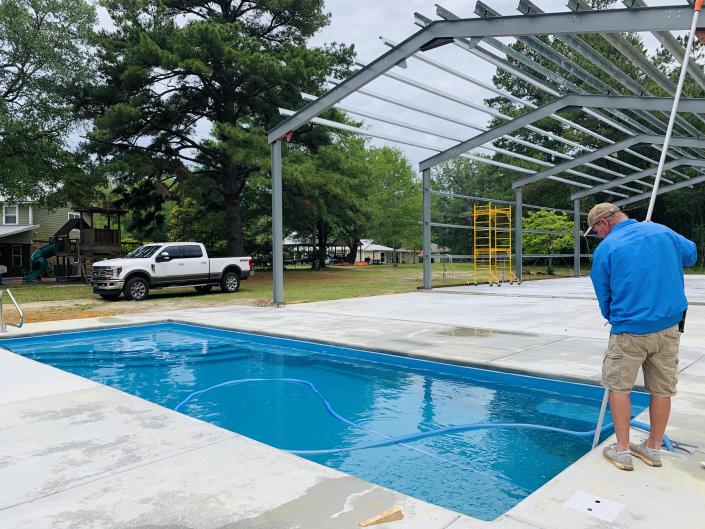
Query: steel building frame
267 3 705 304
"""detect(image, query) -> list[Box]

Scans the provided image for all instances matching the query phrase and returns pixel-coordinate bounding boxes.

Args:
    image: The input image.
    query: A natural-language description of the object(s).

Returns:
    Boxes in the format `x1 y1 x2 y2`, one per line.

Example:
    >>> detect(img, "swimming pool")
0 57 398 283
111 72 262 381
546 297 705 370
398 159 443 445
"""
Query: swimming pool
1 322 649 521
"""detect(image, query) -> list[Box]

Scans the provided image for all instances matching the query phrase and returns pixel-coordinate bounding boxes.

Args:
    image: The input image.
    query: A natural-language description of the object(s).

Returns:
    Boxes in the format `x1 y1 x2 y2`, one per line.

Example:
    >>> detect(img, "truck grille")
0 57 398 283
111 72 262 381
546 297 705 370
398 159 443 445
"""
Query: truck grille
92 267 113 280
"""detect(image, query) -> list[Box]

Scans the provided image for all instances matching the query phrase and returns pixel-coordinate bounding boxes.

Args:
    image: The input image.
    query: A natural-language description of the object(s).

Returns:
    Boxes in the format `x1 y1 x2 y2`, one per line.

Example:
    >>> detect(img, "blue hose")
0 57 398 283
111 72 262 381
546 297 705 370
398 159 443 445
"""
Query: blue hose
174 378 674 455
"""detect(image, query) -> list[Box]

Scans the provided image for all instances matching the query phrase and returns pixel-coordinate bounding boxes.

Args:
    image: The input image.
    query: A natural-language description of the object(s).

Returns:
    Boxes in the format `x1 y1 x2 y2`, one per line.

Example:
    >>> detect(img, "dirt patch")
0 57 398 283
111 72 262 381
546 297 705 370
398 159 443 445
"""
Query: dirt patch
11 296 271 324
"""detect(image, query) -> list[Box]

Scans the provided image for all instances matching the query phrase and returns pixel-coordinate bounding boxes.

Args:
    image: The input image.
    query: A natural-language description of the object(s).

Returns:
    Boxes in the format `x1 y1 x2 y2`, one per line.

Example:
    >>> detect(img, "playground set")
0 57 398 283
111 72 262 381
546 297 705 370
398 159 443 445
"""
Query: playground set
24 206 124 283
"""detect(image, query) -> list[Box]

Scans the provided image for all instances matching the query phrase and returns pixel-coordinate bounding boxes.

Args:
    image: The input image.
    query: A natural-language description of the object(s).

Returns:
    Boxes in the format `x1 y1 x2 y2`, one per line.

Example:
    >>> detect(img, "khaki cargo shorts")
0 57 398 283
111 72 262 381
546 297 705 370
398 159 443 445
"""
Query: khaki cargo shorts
602 325 680 397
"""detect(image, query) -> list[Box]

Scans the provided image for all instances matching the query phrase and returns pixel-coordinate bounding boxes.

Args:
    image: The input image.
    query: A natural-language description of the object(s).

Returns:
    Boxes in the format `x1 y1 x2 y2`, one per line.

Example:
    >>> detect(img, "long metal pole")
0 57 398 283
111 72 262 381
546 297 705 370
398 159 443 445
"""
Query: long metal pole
514 187 523 282
593 0 703 449
573 199 581 278
646 1 703 221
422 168 432 289
271 140 284 305
0 290 5 333
592 390 610 448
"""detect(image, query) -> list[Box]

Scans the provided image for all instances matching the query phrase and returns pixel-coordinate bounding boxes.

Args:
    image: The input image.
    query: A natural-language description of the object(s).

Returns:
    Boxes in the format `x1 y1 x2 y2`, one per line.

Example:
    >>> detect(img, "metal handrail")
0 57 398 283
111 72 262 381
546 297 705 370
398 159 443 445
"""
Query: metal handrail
0 288 24 332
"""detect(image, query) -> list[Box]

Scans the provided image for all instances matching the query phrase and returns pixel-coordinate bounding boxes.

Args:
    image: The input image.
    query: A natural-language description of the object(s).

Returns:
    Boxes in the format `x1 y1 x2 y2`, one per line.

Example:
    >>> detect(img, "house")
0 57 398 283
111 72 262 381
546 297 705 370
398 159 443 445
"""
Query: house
281 233 419 264
357 240 415 264
0 199 79 277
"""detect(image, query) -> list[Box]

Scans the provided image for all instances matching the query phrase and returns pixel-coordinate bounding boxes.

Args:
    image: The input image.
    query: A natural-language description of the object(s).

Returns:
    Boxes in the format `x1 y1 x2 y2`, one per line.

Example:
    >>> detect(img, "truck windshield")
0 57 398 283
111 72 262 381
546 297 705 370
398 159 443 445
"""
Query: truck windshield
126 245 162 258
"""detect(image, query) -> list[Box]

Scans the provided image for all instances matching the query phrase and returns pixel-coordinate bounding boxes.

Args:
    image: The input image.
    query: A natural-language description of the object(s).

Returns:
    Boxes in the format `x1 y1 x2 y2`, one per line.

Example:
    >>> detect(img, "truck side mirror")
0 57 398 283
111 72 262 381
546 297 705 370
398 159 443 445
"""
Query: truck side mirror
156 252 171 262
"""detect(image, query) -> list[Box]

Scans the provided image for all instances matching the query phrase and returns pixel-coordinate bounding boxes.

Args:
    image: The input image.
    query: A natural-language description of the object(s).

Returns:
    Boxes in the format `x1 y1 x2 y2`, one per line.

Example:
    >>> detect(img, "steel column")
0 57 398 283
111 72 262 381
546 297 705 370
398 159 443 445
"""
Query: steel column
574 199 581 278
423 168 432 289
271 140 284 305
515 187 523 282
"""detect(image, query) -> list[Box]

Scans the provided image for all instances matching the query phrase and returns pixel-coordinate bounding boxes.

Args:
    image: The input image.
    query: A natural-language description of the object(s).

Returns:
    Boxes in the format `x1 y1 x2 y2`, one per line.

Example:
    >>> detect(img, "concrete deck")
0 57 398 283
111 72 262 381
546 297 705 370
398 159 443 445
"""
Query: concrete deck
1 276 704 529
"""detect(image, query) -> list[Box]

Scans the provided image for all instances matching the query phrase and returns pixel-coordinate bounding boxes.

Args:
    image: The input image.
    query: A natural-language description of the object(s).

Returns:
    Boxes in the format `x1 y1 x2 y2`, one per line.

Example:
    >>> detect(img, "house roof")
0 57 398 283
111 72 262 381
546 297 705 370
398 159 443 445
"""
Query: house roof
283 232 346 246
54 218 91 237
0 197 35 203
73 206 125 215
0 225 38 238
360 239 395 252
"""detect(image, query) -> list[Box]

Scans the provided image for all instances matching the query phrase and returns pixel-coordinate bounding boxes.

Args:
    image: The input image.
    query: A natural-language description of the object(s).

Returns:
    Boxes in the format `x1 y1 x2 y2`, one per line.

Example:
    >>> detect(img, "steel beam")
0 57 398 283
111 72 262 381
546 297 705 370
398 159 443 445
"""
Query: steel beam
430 8 644 173
625 0 705 92
268 5 694 143
307 91 637 190
470 3 697 179
522 0 704 145
615 172 705 207
271 140 284 305
513 134 705 188
420 95 705 171
515 187 523 281
427 7 677 182
277 108 533 175
474 2 644 137
423 168 432 289
374 39 649 186
278 108 630 194
435 6 693 39
569 0 705 131
571 159 705 200
574 199 581 277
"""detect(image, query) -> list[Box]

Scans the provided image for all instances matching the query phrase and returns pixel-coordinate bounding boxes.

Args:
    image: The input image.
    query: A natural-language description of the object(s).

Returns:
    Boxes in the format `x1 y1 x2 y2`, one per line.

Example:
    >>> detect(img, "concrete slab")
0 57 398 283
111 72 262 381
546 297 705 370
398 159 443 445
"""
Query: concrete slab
1 275 704 529
290 276 705 347
0 349 98 406
503 437 705 529
2 412 461 529
438 275 705 305
0 385 235 509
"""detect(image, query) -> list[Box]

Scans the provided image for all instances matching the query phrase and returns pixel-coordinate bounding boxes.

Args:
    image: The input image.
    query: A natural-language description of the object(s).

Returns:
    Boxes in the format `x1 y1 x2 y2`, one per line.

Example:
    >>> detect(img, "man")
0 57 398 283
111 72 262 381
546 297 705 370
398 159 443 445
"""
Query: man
586 203 697 471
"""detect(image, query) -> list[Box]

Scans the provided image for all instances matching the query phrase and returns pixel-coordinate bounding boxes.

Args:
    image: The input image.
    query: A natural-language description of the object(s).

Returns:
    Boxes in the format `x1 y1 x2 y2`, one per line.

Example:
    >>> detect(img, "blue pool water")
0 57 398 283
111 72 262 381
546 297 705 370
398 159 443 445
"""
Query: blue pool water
1 323 650 520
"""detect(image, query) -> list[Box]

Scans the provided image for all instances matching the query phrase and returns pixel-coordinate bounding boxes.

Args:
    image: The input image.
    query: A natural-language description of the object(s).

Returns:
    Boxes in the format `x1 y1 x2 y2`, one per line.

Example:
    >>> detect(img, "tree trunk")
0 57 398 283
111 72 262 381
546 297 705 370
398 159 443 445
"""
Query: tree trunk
393 246 398 267
314 219 328 269
343 236 360 264
223 163 245 256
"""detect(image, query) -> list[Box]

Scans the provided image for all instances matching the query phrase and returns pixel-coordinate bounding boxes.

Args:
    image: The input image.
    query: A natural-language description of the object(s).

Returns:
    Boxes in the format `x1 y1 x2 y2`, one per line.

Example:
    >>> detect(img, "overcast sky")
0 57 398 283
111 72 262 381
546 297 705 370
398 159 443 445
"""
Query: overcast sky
296 0 689 170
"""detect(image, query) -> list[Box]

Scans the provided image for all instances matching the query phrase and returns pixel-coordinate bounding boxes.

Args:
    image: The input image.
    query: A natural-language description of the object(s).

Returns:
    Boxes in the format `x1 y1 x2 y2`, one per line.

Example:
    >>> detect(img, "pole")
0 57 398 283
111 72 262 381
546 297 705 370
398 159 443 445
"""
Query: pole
271 140 284 304
592 387 610 448
646 0 703 221
514 186 523 281
573 198 581 277
422 168 432 289
593 0 703 448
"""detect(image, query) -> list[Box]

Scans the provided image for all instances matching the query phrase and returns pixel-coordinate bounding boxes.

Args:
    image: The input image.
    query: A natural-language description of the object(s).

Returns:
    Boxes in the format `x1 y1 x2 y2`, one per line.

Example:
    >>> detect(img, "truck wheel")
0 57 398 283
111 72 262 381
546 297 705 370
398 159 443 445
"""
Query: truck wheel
124 277 149 301
99 292 121 301
220 271 240 293
195 285 213 294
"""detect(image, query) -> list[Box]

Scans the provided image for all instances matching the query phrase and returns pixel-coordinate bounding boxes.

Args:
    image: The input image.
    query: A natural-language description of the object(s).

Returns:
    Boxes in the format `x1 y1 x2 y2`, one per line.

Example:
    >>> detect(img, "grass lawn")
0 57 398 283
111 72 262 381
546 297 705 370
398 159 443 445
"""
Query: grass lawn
4 261 697 323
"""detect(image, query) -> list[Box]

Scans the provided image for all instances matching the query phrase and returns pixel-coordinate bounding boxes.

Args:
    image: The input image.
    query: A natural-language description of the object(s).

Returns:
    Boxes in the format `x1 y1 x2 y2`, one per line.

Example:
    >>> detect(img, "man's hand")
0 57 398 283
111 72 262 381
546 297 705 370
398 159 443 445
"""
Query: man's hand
696 28 705 45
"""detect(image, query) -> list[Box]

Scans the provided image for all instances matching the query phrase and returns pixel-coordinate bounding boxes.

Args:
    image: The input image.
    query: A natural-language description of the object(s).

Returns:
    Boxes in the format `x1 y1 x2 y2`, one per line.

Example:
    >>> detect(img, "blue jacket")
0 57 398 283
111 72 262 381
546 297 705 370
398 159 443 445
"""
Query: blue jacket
590 219 697 335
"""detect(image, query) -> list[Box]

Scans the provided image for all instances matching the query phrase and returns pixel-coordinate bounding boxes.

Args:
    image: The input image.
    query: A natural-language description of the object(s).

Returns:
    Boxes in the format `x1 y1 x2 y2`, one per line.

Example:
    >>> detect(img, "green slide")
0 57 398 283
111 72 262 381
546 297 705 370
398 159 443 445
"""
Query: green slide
23 243 55 282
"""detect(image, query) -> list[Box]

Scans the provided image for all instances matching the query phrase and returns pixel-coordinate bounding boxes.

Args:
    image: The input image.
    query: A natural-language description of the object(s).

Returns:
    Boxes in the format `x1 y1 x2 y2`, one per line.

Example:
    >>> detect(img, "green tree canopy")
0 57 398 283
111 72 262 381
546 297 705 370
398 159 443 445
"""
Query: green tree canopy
281 134 419 267
0 0 98 204
83 0 354 254
522 210 573 274
431 157 512 255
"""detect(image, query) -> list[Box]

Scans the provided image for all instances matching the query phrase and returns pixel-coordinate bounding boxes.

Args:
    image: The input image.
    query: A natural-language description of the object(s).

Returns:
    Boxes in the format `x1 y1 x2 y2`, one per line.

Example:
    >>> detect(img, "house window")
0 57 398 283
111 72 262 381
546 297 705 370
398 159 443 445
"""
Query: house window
3 205 18 225
68 211 81 220
12 245 22 267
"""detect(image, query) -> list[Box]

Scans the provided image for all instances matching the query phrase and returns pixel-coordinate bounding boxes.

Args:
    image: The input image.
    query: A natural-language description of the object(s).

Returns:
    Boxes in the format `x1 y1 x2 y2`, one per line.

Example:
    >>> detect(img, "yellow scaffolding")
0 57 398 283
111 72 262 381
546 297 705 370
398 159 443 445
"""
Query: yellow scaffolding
469 203 519 286
470 204 497 285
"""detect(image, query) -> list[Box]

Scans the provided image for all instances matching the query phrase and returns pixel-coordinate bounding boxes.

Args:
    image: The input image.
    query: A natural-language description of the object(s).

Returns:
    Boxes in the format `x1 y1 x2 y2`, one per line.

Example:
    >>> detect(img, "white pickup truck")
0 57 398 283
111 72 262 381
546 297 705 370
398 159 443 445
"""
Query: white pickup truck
91 242 253 301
